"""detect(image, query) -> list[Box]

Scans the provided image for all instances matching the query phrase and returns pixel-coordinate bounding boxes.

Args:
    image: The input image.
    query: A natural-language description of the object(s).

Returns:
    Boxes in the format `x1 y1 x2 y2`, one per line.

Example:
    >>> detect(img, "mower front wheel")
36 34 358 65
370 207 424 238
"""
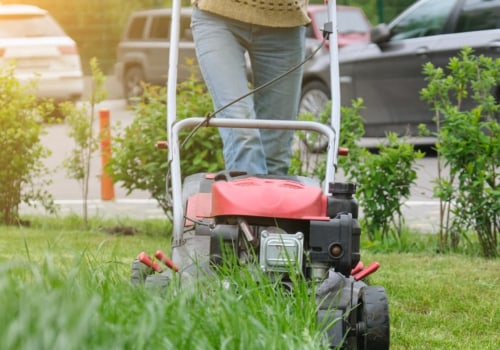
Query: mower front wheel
356 285 390 350
130 258 151 285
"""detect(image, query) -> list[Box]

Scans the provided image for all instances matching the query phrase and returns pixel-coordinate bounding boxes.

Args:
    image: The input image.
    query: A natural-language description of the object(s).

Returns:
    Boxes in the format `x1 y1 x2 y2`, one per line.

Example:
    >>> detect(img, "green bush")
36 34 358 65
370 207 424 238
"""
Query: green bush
421 47 499 257
0 65 55 225
349 133 424 240
294 99 423 241
107 74 223 216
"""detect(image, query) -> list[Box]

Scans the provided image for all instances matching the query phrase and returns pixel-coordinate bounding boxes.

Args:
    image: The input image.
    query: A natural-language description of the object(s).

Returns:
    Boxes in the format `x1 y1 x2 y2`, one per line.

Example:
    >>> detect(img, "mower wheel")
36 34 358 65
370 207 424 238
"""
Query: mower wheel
356 285 390 350
130 258 151 285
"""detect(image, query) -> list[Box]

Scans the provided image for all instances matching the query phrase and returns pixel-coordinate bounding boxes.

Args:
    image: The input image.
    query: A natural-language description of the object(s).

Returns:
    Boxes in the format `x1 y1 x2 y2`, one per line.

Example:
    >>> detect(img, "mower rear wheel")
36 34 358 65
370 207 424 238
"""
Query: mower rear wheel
356 285 390 350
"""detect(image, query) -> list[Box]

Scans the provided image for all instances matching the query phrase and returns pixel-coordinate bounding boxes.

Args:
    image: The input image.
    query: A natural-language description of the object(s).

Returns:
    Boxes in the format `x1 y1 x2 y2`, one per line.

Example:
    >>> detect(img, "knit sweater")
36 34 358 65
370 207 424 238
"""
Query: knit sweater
193 0 310 28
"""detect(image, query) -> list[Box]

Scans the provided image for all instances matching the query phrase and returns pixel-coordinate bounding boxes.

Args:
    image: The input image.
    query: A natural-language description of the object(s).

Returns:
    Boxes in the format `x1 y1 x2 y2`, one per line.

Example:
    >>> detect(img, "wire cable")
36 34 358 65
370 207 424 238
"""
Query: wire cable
179 38 328 150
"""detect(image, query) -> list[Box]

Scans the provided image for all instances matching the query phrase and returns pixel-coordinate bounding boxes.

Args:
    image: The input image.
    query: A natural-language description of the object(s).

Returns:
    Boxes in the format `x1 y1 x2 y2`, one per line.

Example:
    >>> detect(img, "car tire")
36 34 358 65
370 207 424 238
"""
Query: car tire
124 66 145 104
299 80 331 152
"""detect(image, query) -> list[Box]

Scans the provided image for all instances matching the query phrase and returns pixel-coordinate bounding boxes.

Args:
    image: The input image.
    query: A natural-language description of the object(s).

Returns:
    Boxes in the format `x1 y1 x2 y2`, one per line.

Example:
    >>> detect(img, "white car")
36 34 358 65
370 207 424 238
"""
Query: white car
0 4 84 102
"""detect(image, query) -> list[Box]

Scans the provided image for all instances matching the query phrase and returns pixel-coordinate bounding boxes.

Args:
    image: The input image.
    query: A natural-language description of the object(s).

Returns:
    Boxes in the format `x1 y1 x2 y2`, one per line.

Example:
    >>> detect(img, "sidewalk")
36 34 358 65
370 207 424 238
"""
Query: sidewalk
20 198 165 220
20 196 441 234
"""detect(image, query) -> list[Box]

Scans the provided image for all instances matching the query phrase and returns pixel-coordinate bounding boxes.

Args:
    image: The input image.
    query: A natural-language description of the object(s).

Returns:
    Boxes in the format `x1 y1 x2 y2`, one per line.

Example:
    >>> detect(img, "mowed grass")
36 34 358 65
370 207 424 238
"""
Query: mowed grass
0 216 498 349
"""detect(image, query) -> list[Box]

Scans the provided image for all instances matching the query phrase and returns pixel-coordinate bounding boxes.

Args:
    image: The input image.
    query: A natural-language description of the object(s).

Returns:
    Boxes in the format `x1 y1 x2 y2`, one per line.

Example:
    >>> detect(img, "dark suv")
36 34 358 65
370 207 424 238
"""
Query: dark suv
302 0 500 138
114 8 196 102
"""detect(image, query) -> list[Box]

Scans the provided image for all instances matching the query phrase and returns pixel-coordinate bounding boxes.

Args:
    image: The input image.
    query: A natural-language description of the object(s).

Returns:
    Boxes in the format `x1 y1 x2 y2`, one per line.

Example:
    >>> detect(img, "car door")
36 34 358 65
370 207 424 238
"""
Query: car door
177 13 198 82
340 0 460 137
146 11 197 85
428 0 500 112
145 14 170 85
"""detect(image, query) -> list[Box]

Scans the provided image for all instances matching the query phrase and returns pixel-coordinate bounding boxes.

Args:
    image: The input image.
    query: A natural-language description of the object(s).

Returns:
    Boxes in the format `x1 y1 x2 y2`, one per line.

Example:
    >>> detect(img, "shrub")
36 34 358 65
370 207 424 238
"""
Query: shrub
349 133 424 240
0 64 55 225
293 99 424 241
107 74 223 216
420 47 499 257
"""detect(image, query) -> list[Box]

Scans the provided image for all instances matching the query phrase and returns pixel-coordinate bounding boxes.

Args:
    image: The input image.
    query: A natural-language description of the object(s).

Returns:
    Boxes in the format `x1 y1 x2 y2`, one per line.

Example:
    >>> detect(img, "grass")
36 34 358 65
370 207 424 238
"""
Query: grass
0 216 498 349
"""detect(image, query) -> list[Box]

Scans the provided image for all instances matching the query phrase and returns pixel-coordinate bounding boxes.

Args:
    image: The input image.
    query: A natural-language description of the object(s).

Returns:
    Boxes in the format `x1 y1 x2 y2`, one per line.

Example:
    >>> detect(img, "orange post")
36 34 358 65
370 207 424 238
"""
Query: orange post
99 109 115 200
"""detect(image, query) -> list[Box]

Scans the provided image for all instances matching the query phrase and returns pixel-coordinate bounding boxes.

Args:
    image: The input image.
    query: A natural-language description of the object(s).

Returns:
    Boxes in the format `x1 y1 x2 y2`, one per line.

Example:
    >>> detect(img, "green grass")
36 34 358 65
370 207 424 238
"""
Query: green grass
0 216 498 349
363 252 499 350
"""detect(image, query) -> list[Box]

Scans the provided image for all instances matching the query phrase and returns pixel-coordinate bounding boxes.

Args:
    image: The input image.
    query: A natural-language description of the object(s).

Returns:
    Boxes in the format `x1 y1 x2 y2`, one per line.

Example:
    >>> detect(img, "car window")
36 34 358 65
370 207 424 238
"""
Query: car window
390 0 457 40
338 9 370 34
313 8 370 34
456 0 500 32
0 13 65 38
149 16 169 40
126 16 146 40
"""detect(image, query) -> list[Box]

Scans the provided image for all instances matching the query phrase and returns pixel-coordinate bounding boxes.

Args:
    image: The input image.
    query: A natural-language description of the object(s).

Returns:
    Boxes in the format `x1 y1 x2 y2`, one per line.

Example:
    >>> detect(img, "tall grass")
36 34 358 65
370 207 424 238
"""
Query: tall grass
0 217 498 349
0 216 326 349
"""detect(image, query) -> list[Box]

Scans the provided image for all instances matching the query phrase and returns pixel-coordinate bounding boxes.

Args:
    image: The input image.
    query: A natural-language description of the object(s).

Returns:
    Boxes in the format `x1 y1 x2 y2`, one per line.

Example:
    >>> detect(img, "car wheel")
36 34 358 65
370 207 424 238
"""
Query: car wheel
299 80 331 152
124 66 145 103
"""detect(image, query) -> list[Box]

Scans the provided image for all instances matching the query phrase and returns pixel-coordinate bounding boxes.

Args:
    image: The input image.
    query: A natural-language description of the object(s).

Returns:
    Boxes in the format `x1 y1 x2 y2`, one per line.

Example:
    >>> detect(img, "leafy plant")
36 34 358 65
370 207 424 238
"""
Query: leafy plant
59 57 107 227
0 64 55 225
420 47 499 257
107 73 223 217
293 99 422 241
349 133 424 240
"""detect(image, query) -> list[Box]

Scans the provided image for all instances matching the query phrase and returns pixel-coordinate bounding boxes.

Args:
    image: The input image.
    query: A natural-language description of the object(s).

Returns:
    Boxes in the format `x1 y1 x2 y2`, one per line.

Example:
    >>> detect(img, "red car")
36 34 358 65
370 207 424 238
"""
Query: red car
306 4 371 49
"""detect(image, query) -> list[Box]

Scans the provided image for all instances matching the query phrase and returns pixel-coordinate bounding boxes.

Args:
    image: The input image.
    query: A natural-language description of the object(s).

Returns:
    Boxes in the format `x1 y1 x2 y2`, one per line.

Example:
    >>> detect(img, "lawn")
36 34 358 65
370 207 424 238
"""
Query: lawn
0 216 498 349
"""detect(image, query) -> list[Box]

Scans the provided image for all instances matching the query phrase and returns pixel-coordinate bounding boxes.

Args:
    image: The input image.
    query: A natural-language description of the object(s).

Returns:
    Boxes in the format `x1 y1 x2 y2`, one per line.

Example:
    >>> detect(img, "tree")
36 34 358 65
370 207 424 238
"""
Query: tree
59 58 107 227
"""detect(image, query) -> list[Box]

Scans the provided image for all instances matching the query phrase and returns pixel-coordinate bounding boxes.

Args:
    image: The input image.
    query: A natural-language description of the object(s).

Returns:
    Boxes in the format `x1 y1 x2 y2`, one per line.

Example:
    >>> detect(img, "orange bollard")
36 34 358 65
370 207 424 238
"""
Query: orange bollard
99 109 115 201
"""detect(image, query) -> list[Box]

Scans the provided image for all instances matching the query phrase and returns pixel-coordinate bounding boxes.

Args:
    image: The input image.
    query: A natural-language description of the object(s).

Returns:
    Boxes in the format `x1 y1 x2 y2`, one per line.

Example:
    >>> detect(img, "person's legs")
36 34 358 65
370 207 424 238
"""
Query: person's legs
191 8 267 174
249 26 305 175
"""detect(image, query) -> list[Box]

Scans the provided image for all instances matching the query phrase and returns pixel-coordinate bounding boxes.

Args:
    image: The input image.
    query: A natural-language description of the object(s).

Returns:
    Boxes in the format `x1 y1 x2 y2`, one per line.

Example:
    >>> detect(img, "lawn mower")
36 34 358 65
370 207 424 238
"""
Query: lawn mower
131 1 390 349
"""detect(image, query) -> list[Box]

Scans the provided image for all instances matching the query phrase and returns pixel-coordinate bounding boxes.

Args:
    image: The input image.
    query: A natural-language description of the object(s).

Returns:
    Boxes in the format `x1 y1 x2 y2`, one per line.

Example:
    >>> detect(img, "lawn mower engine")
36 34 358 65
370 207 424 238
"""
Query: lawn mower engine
173 170 390 350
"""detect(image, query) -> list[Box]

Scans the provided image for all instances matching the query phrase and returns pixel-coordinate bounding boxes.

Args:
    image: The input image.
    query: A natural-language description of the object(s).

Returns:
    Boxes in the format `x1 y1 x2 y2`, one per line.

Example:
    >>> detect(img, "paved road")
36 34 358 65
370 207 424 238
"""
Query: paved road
20 94 442 233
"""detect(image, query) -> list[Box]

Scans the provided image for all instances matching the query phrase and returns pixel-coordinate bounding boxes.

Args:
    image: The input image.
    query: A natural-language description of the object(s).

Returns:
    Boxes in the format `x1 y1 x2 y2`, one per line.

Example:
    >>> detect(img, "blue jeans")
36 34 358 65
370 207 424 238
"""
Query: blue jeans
191 7 305 175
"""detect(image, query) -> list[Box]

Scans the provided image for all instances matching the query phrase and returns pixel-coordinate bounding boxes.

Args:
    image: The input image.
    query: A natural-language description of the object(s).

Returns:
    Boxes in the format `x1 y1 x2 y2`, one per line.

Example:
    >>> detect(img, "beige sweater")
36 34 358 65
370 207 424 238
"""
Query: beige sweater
193 0 310 28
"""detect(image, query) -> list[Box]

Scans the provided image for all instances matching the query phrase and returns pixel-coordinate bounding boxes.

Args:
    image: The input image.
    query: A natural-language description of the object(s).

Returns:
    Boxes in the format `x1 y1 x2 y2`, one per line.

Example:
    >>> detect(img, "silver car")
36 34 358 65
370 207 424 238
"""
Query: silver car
302 0 500 138
0 4 84 102
114 8 196 102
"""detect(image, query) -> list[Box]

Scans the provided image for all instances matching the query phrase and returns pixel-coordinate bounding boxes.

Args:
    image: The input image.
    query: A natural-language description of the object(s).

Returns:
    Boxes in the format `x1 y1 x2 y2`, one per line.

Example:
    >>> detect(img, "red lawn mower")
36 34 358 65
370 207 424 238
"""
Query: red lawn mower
131 1 390 349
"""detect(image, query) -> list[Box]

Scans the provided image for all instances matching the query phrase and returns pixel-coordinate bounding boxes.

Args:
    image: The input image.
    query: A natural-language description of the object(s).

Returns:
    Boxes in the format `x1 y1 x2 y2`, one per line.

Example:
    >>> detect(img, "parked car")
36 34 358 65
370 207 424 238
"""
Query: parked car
114 8 196 102
0 4 84 102
301 0 500 141
115 5 370 104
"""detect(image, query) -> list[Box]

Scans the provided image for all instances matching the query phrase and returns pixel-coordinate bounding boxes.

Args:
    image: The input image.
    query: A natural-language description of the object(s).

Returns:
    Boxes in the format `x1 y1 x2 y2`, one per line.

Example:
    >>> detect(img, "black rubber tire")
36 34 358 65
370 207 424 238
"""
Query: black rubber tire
124 66 145 103
130 258 151 285
298 80 331 152
357 285 390 350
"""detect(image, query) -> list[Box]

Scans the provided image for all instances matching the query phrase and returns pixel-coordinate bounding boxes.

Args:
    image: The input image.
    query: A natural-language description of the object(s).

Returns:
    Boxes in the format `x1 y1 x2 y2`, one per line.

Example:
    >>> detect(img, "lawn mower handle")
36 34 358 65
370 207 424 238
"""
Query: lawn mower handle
169 117 338 243
167 0 343 245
